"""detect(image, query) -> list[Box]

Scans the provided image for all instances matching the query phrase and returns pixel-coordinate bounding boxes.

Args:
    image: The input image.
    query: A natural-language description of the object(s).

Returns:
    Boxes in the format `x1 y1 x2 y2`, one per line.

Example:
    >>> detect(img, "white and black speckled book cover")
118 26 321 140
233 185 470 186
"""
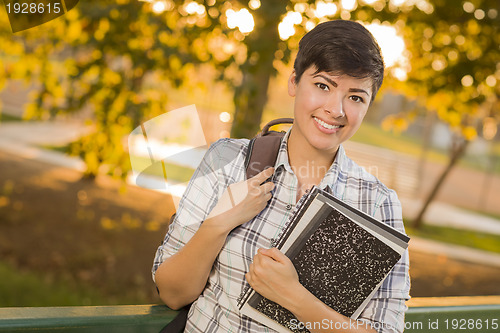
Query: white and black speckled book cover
239 186 409 333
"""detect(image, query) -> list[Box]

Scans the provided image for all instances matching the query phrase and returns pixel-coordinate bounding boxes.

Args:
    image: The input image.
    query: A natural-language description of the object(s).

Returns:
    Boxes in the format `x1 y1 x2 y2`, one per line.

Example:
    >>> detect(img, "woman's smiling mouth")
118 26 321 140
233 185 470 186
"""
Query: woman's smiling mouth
313 116 344 131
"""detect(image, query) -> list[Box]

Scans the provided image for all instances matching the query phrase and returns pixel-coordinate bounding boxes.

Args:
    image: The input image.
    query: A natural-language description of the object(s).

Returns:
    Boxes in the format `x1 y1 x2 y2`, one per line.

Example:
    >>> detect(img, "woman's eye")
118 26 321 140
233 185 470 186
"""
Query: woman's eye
315 83 329 91
350 95 364 103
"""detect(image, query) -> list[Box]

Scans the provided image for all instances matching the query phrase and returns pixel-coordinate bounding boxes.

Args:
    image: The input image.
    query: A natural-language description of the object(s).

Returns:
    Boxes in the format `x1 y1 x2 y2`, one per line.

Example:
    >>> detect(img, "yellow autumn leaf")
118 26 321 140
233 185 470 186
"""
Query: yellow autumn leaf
447 112 462 127
159 31 169 45
99 18 110 34
462 126 477 141
101 217 117 230
170 56 182 71
92 50 102 60
102 69 121 86
393 117 409 133
67 21 81 43
85 151 99 173
146 221 161 232
65 6 79 21
24 104 38 119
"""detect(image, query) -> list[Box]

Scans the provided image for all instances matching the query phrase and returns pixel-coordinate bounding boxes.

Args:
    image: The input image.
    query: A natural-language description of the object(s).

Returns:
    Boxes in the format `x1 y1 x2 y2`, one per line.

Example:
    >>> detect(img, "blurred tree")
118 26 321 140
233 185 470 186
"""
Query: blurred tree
0 0 404 178
389 0 499 228
1 0 193 178
3 0 497 224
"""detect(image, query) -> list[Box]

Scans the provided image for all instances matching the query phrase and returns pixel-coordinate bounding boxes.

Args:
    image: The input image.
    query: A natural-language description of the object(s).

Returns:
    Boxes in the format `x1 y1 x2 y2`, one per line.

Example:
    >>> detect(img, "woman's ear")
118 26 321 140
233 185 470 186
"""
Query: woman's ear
288 70 297 97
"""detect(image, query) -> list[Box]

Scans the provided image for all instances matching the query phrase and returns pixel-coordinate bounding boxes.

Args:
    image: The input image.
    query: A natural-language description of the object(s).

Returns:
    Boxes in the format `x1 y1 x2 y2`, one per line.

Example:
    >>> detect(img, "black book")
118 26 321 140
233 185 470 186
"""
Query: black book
238 186 409 333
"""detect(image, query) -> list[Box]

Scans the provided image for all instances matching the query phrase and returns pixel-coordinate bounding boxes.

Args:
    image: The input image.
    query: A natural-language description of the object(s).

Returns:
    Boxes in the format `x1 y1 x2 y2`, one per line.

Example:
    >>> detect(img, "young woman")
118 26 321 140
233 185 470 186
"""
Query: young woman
152 20 410 333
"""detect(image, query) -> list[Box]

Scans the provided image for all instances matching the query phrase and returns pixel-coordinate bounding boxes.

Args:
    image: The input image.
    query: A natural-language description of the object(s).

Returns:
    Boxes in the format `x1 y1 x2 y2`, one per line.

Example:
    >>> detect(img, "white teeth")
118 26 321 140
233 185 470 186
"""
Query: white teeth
314 117 341 130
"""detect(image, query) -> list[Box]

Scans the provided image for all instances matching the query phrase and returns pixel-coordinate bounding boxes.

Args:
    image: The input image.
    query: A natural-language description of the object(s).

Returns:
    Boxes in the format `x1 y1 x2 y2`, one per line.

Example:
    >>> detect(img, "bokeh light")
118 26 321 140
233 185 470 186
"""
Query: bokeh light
366 24 406 68
226 8 255 34
219 112 231 123
463 1 475 13
249 0 261 10
152 1 166 14
341 0 357 11
486 75 497 87
461 75 474 87
185 1 206 15
278 11 303 40
314 1 338 18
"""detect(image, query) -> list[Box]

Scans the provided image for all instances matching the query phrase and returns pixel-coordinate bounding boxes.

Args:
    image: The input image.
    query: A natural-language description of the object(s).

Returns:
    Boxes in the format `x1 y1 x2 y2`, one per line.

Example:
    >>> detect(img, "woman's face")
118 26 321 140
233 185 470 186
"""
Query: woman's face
288 66 373 156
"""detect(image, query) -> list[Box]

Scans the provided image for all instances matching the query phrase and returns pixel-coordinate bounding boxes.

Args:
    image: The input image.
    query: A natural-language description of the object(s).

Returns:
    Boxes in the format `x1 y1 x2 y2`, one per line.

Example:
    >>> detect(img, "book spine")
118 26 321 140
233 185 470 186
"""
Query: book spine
237 187 319 310
237 285 253 308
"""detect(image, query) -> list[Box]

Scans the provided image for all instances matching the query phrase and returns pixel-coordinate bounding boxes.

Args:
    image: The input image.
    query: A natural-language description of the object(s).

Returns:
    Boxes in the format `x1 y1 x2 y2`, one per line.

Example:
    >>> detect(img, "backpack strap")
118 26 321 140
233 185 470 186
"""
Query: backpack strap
159 305 190 333
244 118 293 179
259 118 294 137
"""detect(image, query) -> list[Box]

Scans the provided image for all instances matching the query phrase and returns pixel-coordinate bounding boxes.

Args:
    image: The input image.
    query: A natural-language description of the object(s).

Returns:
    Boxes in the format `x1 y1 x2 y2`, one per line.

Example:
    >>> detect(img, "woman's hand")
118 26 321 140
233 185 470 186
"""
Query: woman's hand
245 248 302 310
207 167 275 232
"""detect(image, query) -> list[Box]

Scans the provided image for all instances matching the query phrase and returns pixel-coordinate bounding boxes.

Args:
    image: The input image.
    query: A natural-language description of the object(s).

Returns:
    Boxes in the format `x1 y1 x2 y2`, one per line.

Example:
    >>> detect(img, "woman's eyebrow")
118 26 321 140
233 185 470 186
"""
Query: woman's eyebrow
348 88 370 96
313 74 337 87
312 74 370 96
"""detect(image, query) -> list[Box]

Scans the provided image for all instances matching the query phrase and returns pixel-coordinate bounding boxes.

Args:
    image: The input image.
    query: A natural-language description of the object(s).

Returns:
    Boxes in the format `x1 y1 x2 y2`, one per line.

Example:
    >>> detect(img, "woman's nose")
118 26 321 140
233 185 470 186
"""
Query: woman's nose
323 93 344 118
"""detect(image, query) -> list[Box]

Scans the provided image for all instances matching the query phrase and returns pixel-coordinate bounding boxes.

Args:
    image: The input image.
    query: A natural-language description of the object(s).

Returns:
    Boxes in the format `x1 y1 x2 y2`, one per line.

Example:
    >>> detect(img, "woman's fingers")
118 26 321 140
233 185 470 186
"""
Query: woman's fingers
248 168 274 194
249 167 274 188
261 180 275 193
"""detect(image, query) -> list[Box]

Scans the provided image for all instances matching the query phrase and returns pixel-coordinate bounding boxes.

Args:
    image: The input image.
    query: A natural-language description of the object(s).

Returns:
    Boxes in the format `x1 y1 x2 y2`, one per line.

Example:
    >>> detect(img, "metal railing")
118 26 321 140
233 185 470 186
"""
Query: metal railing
1 297 499 333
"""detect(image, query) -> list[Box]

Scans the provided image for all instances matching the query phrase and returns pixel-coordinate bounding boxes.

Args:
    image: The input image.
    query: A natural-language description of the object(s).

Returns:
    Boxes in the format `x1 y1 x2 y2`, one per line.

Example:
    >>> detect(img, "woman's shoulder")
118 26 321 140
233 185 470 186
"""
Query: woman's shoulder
342 153 395 198
207 137 250 158
201 138 251 178
210 137 250 149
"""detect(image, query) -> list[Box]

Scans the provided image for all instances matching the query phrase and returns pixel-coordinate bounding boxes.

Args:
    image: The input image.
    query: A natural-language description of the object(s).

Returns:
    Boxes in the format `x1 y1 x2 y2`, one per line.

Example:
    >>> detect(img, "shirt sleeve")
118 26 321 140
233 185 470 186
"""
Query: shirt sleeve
151 139 232 282
357 189 411 333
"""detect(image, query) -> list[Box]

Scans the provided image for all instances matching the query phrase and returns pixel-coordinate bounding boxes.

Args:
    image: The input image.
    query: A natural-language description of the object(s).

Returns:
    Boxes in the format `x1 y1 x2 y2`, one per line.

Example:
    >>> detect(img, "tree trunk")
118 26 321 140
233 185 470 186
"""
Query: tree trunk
413 137 469 229
415 110 435 197
231 61 274 138
230 0 287 138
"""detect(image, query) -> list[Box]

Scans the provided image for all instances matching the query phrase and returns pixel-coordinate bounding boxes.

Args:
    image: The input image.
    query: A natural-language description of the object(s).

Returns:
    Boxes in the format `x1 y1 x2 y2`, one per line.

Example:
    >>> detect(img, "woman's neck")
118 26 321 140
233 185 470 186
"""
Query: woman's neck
287 128 338 179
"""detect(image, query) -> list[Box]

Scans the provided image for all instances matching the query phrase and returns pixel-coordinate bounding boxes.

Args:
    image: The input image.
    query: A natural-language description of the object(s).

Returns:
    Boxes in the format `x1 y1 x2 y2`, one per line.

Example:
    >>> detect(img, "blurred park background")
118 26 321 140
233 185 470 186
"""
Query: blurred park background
0 0 499 307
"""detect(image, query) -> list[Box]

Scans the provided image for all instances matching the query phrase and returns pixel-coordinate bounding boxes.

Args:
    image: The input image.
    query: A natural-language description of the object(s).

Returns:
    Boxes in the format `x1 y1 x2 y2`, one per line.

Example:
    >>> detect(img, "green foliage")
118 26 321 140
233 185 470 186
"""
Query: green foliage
1 0 197 179
1 0 498 180
0 112 22 122
404 221 500 254
393 0 499 141
130 155 195 183
0 261 107 307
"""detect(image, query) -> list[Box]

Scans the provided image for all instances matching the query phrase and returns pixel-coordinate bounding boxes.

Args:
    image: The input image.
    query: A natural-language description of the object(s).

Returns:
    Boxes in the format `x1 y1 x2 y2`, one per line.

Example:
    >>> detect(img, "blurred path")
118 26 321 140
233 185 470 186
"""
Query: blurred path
401 197 500 235
410 236 500 268
0 120 93 146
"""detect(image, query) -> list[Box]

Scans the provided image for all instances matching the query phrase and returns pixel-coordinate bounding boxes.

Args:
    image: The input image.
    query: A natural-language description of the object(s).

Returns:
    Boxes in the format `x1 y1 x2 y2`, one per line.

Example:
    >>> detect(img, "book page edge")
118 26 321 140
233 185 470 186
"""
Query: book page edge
240 303 293 333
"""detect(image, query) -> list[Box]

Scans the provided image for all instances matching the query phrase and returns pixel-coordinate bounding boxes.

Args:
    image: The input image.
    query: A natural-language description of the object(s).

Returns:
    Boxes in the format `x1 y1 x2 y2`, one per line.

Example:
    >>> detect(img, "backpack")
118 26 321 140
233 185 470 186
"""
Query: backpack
159 118 293 333
244 117 294 179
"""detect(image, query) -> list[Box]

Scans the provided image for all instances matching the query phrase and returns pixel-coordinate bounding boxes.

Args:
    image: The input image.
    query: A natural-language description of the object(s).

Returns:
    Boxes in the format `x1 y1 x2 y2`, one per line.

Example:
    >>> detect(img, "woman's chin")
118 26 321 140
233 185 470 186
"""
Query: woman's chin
307 138 339 154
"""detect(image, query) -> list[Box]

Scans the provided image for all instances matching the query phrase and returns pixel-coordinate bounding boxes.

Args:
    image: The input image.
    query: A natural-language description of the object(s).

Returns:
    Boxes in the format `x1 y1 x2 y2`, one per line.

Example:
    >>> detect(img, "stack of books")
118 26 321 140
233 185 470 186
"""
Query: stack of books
238 186 409 333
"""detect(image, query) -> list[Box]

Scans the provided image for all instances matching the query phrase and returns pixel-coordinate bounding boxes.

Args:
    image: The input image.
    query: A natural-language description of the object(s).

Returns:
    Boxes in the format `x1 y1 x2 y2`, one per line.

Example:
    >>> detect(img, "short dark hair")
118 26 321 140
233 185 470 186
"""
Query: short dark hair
293 20 384 102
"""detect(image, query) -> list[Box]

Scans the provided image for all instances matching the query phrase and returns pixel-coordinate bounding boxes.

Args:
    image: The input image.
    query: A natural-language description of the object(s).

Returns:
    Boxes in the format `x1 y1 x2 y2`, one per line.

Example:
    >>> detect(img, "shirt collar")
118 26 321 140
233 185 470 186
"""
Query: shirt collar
319 145 347 192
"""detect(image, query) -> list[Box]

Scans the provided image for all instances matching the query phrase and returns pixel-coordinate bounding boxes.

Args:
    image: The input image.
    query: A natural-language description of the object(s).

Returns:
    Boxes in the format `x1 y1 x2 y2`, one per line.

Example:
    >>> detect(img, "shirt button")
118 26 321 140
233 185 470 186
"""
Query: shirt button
286 204 292 210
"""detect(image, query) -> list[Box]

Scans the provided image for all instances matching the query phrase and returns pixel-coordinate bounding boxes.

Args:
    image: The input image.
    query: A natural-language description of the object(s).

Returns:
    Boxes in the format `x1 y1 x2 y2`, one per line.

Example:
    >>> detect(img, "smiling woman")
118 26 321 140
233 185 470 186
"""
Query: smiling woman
153 20 410 333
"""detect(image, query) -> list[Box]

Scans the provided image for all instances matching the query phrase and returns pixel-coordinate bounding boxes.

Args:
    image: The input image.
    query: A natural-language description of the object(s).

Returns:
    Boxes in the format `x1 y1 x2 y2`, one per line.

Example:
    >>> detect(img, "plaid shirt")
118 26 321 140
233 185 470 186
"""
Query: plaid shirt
152 129 411 333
